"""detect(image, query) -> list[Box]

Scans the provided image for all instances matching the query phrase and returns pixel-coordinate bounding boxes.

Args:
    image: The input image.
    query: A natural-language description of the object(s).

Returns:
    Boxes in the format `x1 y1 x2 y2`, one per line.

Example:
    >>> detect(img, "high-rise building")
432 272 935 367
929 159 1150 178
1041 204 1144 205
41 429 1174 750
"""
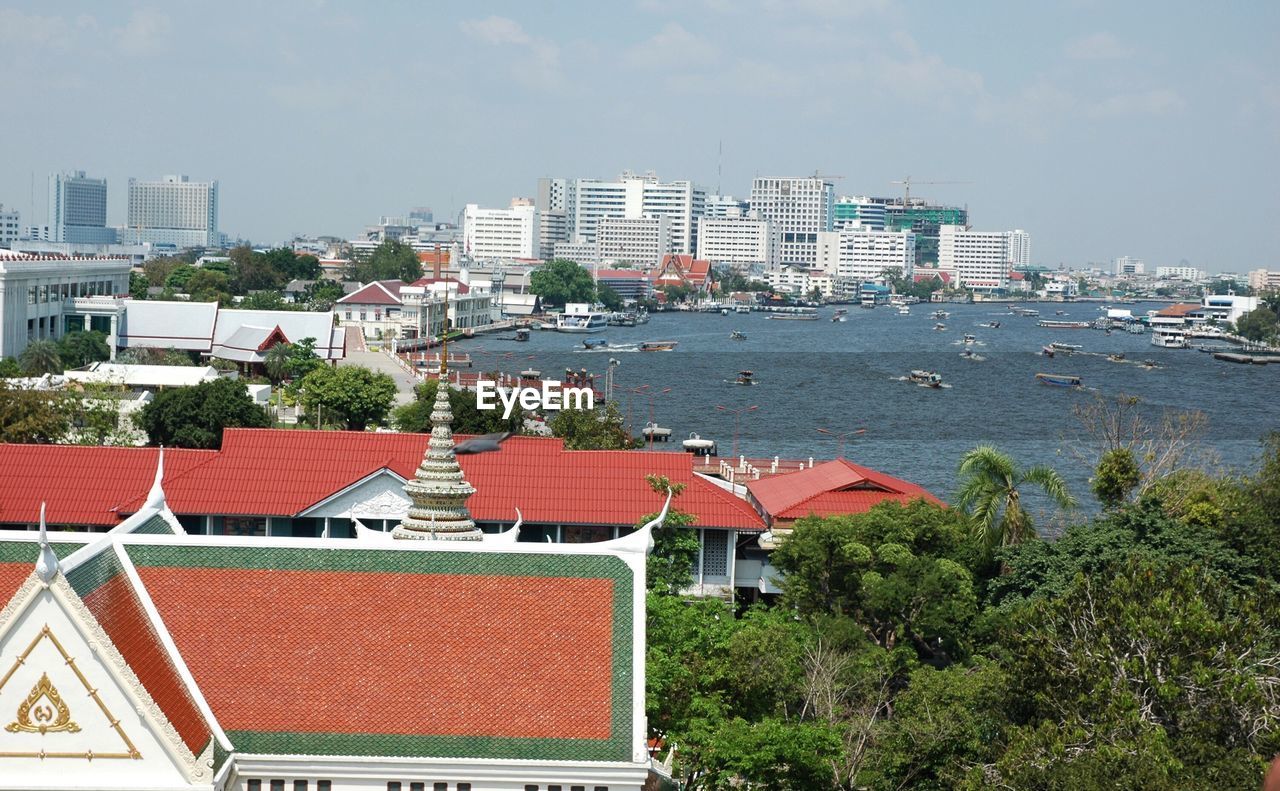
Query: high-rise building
535 177 576 259
696 216 776 270
938 225 1029 291
1155 266 1204 282
48 171 114 244
871 199 968 265
596 215 671 265
833 196 886 231
121 174 219 248
819 228 916 282
704 194 750 219
463 200 538 260
0 205 18 248
567 172 704 255
748 176 835 265
1114 256 1145 276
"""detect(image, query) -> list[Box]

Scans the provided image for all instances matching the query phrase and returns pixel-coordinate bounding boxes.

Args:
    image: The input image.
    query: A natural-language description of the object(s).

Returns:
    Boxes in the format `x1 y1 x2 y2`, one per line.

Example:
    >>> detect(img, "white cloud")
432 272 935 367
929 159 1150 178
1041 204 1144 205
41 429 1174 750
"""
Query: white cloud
114 9 172 55
459 16 562 90
625 23 718 70
1088 88 1186 118
1065 31 1132 60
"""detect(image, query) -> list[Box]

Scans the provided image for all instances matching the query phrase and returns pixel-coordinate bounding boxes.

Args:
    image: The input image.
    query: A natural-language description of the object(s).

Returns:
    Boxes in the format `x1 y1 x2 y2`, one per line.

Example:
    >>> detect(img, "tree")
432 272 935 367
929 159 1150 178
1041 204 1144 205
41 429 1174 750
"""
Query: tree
129 271 150 299
640 475 700 595
391 378 524 435
135 376 270 449
297 365 396 430
1070 392 1211 499
185 270 233 304
284 337 324 381
142 256 184 287
230 255 284 294
347 240 421 283
548 400 637 450
955 445 1075 557
115 347 195 366
19 340 63 375
660 284 694 304
0 382 72 442
304 279 346 311
1236 307 1279 344
0 357 20 377
164 265 198 291
529 259 596 308
1092 446 1142 508
57 330 110 369
263 343 292 385
596 283 623 311
239 291 294 311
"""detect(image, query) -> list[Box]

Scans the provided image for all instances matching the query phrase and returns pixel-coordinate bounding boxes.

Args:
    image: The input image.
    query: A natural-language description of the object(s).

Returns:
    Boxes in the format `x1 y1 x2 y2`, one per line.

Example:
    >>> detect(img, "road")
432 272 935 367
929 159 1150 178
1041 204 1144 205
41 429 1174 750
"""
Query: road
338 326 419 405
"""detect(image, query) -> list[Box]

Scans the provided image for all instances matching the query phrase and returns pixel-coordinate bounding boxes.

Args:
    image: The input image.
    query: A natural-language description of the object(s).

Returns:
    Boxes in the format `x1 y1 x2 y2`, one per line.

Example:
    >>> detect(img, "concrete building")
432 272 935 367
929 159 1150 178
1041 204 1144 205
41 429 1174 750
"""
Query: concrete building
833 196 886 230
596 215 671 266
0 204 18 248
569 171 705 255
1248 269 1280 292
48 171 115 244
938 225 1030 291
462 200 538 260
1114 256 1145 276
762 265 833 298
820 228 917 282
552 239 599 265
697 216 776 270
749 176 835 266
121 175 219 248
704 194 750 219
0 250 132 358
534 177 575 259
595 269 654 304
1156 265 1204 282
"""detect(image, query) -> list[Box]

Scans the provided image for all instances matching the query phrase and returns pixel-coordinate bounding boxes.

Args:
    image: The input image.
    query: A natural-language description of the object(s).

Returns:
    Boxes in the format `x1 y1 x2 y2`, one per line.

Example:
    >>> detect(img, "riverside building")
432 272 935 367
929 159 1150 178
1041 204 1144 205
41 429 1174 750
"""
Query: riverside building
748 176 835 266
937 224 1030 292
696 215 776 270
462 200 538 260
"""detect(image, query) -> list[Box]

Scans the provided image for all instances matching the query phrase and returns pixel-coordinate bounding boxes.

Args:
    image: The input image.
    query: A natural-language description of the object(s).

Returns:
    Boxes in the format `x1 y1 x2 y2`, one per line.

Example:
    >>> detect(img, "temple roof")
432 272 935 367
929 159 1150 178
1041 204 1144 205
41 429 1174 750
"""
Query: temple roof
747 458 941 523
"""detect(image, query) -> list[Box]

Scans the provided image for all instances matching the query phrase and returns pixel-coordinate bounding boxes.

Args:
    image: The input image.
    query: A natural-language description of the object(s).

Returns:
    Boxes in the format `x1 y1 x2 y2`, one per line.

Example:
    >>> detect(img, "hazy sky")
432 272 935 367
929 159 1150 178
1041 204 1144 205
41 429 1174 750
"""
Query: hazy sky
1 1 1276 270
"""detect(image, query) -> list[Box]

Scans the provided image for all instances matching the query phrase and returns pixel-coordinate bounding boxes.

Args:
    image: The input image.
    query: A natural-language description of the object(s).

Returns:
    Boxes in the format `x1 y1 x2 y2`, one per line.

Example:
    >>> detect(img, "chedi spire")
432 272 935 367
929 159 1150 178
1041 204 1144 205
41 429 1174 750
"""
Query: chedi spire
392 287 481 541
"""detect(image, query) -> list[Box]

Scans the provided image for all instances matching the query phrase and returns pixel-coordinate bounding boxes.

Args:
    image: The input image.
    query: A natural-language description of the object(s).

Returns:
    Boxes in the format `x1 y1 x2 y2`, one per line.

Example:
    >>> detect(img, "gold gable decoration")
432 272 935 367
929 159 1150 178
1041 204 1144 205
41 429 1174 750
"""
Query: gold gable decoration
6 673 80 735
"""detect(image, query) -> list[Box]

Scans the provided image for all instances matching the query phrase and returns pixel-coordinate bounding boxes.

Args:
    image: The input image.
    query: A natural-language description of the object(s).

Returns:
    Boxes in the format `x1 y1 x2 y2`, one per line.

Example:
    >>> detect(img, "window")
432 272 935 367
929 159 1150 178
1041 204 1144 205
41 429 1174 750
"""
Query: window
294 783 308 791
433 785 447 791
388 784 402 791
248 782 262 791
526 786 539 791
411 784 425 791
595 787 609 791
457 785 471 791
571 786 586 791
271 782 285 791
317 784 330 791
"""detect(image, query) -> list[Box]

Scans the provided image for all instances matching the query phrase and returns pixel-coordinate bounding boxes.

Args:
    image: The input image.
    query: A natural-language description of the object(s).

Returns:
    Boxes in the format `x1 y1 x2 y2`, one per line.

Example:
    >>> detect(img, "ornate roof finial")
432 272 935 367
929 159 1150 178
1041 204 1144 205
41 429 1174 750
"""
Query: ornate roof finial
392 299 481 541
35 503 60 584
143 447 166 511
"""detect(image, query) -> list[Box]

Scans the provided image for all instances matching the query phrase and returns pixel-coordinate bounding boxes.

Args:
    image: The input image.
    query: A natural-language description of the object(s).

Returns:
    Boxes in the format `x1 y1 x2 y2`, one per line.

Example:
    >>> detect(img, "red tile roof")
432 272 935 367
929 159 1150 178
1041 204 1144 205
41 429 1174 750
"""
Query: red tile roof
0 446 217 526
336 280 405 306
747 458 940 523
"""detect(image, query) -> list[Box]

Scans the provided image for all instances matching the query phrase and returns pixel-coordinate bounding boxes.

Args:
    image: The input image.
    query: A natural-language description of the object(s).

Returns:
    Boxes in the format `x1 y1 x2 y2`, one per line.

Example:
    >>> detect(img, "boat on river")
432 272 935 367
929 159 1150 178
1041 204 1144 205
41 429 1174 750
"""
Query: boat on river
1050 342 1082 352
582 338 609 349
1036 373 1082 387
832 309 848 322
733 370 756 386
556 304 609 333
640 341 679 352
931 309 950 319
909 370 943 388
730 330 746 341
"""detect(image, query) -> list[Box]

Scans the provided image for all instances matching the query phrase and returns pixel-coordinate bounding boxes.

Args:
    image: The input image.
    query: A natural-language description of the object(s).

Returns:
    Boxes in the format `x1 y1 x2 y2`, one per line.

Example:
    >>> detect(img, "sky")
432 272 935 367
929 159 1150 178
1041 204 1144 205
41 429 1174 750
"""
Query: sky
0 1 1277 271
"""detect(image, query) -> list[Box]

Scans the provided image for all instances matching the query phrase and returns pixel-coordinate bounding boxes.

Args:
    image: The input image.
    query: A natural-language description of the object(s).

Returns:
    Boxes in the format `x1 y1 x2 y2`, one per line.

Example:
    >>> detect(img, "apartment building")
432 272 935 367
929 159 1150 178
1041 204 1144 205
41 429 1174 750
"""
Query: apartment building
749 176 834 266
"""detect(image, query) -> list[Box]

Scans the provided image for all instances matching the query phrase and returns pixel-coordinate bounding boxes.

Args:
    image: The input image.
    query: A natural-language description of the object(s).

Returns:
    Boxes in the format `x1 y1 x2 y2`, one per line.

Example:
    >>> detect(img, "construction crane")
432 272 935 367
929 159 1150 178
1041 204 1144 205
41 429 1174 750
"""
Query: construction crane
813 170 845 182
890 177 970 206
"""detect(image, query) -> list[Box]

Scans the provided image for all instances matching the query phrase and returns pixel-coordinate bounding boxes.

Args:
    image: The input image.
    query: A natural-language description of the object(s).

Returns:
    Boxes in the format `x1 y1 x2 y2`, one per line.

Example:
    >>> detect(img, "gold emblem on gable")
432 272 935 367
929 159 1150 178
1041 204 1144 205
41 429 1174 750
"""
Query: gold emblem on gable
6 673 80 735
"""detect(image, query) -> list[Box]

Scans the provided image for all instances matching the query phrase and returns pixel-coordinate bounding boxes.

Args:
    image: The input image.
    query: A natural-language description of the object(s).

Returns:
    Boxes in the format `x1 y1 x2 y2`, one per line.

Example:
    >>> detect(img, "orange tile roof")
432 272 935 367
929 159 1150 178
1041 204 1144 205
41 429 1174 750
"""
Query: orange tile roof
747 458 940 523
1156 302 1201 317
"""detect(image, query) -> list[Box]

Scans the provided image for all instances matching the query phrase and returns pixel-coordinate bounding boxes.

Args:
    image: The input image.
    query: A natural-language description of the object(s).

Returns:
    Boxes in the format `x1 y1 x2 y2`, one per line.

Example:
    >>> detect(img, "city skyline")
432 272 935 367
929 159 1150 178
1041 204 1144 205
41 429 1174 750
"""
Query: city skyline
0 1 1276 270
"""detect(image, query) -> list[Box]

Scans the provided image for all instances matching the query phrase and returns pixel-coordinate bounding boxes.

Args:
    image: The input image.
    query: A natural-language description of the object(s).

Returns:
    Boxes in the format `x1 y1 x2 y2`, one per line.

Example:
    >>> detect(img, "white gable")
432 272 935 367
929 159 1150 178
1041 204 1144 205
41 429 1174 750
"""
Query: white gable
0 575 212 790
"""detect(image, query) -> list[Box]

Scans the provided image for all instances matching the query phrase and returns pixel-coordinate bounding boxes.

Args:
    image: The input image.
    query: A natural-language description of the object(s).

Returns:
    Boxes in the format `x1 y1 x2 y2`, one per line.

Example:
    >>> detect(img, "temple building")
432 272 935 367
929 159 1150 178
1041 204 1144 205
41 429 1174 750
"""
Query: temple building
0 372 675 791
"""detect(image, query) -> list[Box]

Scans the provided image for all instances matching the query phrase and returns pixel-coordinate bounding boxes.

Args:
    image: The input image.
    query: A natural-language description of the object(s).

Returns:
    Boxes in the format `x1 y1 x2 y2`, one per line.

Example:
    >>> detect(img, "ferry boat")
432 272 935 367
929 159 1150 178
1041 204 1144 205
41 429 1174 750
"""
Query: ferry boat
640 341 679 352
1036 373 1082 387
735 305 751 314
730 330 747 341
1151 327 1190 348
1050 342 1082 352
766 312 819 321
555 303 608 333
1037 320 1090 329
909 370 943 388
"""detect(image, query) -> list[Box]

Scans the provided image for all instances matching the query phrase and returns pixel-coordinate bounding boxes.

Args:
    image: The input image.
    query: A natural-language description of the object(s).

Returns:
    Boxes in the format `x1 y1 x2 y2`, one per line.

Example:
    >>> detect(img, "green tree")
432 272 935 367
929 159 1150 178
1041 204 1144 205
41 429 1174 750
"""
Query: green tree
263 343 292 385
142 256 184 287
391 378 523 435
0 382 72 442
955 445 1076 558
1235 306 1279 344
129 271 150 299
19 339 63 375
347 240 421 283
134 376 269 449
230 254 284 294
548 400 637 450
1092 446 1142 508
56 330 110 369
661 283 694 303
640 475 700 595
304 279 346 311
284 337 324 381
0 357 21 377
115 347 195 366
298 365 397 430
596 283 623 311
530 259 596 308
164 265 198 291
239 291 294 311
185 270 233 304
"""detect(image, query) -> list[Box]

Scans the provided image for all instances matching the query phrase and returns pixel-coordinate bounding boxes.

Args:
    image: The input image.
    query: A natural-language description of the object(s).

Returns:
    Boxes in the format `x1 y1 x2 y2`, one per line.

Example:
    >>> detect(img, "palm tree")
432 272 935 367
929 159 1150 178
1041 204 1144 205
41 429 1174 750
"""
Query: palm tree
956 444 1076 557
19 339 63 376
263 342 291 385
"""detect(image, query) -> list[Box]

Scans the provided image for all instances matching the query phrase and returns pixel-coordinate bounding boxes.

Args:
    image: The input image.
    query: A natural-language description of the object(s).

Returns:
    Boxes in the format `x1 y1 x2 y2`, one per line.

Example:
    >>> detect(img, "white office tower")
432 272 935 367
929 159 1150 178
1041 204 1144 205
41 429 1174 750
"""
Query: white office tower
833 196 887 231
463 200 538 260
570 171 705 255
596 215 671 265
938 225 1030 291
825 228 916 282
0 205 18 248
697 216 776 270
535 177 576 259
123 175 219 248
704 194 750 219
1114 256 1145 276
749 176 835 265
1156 265 1204 281
48 171 114 244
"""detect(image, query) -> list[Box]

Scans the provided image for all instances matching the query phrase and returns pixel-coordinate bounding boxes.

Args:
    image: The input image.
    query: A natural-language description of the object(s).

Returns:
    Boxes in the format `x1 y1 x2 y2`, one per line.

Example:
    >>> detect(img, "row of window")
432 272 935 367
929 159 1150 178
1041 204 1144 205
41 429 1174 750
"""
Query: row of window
26 280 118 303
246 781 328 791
